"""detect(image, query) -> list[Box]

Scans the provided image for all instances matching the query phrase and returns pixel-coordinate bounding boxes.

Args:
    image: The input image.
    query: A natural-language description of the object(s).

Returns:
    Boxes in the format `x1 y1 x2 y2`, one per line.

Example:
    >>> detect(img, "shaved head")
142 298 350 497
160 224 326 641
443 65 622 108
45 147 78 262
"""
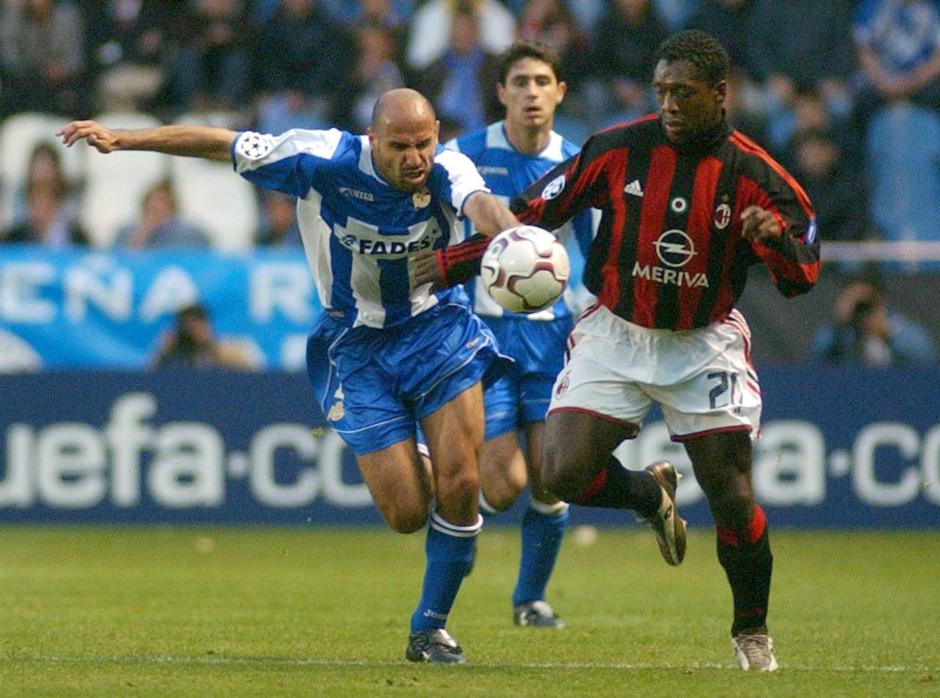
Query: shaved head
371 88 437 132
368 88 440 192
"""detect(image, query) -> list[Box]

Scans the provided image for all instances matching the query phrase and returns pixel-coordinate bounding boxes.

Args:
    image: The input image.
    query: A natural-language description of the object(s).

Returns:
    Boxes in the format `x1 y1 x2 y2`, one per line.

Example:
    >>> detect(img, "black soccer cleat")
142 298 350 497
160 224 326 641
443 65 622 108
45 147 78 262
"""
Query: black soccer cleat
405 628 467 664
640 461 687 566
513 600 565 629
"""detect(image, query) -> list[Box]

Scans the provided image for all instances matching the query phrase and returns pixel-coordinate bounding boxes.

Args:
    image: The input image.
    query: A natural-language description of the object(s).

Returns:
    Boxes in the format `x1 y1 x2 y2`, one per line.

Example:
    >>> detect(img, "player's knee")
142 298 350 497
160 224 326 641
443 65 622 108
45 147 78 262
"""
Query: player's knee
436 468 480 510
480 470 526 511
707 488 754 530
384 507 428 534
540 454 579 501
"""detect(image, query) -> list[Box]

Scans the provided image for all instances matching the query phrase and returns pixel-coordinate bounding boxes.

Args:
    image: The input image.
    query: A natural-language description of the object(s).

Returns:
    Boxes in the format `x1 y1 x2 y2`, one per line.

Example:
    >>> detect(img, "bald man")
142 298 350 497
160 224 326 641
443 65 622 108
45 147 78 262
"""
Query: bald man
60 88 520 664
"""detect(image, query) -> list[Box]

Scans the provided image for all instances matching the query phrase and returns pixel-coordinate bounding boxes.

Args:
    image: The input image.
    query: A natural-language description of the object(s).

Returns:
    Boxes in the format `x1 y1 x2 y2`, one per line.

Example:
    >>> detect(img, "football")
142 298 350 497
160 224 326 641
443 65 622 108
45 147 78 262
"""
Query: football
480 226 570 313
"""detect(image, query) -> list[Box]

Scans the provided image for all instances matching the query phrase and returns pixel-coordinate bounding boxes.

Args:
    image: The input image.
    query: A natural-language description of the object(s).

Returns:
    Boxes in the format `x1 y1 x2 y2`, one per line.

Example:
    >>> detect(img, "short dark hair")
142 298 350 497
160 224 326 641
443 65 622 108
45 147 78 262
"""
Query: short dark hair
177 303 209 323
498 40 564 85
655 30 730 86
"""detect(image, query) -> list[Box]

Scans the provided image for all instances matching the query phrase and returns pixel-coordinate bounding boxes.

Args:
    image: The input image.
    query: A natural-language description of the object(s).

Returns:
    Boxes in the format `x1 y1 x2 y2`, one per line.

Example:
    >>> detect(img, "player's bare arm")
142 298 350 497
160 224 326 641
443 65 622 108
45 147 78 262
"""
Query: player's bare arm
58 121 236 162
463 191 521 237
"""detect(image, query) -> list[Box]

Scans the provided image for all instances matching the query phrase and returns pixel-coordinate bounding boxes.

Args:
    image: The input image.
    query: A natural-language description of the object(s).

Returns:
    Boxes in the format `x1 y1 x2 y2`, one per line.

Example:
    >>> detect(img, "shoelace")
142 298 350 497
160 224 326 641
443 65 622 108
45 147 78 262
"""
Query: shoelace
738 634 770 657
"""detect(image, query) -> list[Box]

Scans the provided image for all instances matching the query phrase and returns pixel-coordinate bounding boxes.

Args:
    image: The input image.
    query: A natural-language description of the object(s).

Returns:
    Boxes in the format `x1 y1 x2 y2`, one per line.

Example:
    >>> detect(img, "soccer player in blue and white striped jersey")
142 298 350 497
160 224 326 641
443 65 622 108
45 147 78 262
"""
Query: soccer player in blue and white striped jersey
446 42 595 629
59 89 522 665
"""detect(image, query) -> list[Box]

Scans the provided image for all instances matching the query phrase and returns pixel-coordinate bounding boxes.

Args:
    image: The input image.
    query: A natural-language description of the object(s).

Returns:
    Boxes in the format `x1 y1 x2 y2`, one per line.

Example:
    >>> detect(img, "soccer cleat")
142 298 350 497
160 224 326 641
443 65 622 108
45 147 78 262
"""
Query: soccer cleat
405 628 467 664
732 628 779 671
513 600 565 629
641 461 687 566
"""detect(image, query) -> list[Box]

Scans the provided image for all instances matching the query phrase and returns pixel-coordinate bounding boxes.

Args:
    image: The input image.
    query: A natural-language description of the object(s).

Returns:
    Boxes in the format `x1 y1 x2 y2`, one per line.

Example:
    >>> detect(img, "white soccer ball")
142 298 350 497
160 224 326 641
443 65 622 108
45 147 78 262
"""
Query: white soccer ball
480 226 570 313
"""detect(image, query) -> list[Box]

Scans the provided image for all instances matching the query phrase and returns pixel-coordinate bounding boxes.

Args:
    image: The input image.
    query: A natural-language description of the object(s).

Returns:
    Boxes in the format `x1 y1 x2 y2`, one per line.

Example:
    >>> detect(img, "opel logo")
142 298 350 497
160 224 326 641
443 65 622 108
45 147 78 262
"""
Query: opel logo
653 230 696 268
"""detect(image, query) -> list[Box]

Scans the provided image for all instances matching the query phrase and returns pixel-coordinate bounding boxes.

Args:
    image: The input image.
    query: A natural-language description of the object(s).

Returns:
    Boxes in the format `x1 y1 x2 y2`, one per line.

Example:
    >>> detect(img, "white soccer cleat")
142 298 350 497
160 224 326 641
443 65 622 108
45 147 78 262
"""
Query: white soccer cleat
732 629 779 671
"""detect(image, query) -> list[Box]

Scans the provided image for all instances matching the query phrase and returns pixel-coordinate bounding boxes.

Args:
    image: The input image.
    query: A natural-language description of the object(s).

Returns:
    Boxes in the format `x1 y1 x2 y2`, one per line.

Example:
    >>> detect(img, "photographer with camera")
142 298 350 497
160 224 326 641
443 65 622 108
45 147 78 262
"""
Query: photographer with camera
812 277 937 366
152 303 257 370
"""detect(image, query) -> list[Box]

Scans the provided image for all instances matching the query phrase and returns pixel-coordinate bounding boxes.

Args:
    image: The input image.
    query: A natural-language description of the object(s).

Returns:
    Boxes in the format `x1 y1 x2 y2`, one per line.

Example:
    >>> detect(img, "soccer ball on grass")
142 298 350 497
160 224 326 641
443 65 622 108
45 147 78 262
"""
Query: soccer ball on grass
480 226 570 313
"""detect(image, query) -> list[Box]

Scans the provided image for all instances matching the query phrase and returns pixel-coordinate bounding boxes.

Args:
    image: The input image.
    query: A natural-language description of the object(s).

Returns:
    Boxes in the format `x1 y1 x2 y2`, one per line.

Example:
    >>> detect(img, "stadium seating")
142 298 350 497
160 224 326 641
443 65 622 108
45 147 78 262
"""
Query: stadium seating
79 111 169 247
0 112 85 229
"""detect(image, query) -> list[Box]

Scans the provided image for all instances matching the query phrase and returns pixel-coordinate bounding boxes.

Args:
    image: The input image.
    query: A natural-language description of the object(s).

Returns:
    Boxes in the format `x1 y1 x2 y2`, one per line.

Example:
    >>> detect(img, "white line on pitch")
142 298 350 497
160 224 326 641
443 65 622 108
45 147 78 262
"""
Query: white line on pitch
2 655 934 673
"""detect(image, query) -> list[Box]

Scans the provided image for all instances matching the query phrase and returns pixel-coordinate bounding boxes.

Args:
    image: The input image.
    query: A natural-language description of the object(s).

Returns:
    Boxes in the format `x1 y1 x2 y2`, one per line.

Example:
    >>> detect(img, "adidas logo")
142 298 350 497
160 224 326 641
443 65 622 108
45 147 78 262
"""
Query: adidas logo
624 180 644 197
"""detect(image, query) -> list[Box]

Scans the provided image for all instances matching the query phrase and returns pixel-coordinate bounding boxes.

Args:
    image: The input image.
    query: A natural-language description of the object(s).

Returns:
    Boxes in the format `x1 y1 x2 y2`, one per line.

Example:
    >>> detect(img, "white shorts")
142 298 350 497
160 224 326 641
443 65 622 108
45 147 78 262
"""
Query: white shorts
549 305 762 441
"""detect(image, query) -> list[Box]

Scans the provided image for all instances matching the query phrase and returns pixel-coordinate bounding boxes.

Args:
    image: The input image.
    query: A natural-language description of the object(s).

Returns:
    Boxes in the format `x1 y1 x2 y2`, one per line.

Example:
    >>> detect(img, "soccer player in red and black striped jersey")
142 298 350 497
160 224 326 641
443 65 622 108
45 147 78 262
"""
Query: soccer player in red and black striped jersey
417 29 819 671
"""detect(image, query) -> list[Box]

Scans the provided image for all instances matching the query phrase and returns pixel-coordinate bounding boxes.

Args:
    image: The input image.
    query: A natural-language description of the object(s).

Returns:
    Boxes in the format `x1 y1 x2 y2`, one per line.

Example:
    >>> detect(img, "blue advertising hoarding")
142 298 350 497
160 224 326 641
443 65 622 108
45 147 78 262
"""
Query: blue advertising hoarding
0 368 937 527
0 247 320 370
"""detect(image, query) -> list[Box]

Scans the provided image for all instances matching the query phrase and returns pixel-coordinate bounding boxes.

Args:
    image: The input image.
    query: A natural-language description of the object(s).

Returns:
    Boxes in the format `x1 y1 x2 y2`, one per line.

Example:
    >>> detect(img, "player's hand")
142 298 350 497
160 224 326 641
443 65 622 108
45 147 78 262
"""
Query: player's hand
57 120 119 153
740 205 782 244
412 250 445 291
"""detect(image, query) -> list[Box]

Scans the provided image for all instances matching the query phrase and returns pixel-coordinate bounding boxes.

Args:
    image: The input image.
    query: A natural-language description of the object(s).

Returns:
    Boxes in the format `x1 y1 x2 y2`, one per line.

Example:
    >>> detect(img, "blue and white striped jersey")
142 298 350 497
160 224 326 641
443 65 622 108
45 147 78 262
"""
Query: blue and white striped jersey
446 122 595 321
232 128 489 329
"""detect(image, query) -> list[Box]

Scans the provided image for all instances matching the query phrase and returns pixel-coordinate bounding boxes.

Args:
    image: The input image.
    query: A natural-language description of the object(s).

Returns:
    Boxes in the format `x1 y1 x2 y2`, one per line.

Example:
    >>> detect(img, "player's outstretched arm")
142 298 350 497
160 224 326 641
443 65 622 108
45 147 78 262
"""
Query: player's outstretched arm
58 121 237 162
463 191 520 238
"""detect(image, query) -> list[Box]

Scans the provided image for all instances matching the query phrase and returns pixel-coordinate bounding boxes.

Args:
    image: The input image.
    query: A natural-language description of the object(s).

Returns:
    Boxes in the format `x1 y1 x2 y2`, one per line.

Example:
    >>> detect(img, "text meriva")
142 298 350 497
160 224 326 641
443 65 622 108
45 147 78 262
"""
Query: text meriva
632 262 709 288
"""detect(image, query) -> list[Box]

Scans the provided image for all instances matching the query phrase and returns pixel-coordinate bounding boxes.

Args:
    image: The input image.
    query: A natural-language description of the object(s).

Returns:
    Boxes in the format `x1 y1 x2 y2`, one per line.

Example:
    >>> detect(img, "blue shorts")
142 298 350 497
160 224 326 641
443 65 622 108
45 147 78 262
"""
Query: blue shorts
307 302 507 456
481 315 573 440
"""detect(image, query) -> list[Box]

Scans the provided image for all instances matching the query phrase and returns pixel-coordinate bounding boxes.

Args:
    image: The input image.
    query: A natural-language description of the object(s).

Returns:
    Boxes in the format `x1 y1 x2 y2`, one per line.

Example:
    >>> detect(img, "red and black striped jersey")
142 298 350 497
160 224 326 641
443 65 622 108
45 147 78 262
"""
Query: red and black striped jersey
511 115 820 331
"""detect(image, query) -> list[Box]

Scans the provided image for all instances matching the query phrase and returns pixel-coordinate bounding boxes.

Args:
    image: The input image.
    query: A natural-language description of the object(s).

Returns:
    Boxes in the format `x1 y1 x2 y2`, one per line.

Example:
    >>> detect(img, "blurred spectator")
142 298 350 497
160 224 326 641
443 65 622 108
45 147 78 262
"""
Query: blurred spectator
169 0 252 113
812 278 937 365
852 0 940 245
254 0 353 131
256 191 302 247
152 302 258 369
853 0 940 115
686 0 755 69
746 0 855 122
586 0 669 128
405 0 515 72
11 141 80 227
416 6 502 133
723 65 768 145
767 87 862 166
82 0 172 113
348 22 406 132
2 181 89 247
789 130 870 242
651 0 699 30
0 0 87 115
322 0 413 37
516 0 589 86
114 179 209 248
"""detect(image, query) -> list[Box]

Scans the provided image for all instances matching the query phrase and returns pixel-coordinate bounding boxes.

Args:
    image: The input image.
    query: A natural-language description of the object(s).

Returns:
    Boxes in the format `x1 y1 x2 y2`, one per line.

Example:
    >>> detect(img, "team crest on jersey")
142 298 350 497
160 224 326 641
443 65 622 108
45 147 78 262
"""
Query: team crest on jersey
713 203 732 229
327 400 345 422
555 372 570 397
541 175 566 200
412 188 431 208
237 132 275 160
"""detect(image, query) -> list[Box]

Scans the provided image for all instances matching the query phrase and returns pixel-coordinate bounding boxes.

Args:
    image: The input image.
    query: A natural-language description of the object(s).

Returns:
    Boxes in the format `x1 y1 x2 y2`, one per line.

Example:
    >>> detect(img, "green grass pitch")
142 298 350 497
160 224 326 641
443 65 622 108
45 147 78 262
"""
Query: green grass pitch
0 525 937 696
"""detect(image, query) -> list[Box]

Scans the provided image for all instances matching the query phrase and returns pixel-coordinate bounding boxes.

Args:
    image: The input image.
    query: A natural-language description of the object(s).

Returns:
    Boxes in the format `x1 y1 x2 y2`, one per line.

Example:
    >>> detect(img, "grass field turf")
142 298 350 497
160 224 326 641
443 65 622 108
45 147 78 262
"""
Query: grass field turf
0 526 937 696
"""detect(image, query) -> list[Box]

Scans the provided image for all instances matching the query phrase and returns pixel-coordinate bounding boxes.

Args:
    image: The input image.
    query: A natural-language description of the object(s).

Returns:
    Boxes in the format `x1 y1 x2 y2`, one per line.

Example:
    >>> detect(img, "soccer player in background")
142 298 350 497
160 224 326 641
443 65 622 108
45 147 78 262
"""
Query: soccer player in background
440 41 594 628
422 30 820 671
59 88 521 665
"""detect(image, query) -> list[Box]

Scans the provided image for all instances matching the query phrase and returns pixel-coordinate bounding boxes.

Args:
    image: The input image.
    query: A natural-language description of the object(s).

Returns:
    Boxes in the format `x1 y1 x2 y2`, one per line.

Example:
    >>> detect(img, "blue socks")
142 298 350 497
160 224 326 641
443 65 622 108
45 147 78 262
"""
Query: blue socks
512 499 569 608
410 511 482 633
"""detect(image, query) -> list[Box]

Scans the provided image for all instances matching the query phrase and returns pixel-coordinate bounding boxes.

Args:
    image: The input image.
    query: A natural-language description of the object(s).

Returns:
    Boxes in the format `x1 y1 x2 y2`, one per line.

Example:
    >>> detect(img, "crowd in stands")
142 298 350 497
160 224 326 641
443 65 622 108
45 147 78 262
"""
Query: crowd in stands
1 0 939 254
